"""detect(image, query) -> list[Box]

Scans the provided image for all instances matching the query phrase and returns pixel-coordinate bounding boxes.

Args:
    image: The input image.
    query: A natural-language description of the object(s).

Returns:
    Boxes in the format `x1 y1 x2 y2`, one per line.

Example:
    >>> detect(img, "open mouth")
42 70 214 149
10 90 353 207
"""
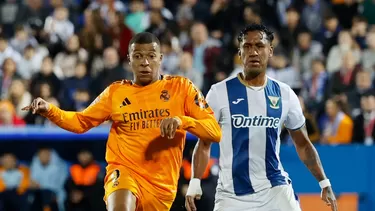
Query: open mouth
139 70 151 75
248 60 260 65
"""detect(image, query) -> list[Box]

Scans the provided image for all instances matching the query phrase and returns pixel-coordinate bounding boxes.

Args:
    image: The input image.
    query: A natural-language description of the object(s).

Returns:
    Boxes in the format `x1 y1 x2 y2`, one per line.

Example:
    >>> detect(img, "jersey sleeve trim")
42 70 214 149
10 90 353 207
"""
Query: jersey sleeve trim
285 122 306 131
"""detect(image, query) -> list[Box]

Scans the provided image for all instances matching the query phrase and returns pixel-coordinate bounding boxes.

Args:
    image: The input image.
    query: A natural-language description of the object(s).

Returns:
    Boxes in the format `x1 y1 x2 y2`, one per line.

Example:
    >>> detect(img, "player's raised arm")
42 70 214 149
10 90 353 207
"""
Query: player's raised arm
285 88 338 211
23 84 117 134
185 86 221 211
180 80 221 143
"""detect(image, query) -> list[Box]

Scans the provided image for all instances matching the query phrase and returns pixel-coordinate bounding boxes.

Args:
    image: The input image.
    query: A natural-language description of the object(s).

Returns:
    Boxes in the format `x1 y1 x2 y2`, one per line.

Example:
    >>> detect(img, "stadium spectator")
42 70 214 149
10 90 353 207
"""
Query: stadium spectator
267 52 300 92
43 7 74 47
3 0 375 209
0 100 26 126
30 56 61 98
328 51 360 96
352 90 375 145
351 16 369 49
300 0 331 34
326 30 361 73
65 150 105 211
316 13 341 56
281 96 321 144
160 37 180 75
91 47 129 97
54 35 88 79
107 11 133 60
176 52 203 90
145 8 179 40
8 79 32 118
0 36 22 67
291 30 323 76
0 58 22 99
279 7 305 56
18 44 49 80
184 22 221 94
9 26 38 55
78 9 110 62
362 30 375 71
322 98 353 144
59 62 91 111
125 0 148 34
301 58 329 115
346 70 374 117
0 153 30 211
29 147 68 211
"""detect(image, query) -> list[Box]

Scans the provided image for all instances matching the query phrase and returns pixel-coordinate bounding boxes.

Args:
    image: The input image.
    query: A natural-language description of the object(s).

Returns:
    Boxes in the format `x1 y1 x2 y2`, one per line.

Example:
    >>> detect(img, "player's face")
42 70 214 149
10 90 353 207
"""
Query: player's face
239 31 273 76
129 43 163 86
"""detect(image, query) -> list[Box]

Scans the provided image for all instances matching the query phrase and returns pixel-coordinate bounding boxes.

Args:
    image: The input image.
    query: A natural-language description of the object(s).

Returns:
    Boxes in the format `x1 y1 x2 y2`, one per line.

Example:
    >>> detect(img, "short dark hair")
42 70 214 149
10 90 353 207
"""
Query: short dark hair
237 23 274 44
324 12 337 21
128 32 160 52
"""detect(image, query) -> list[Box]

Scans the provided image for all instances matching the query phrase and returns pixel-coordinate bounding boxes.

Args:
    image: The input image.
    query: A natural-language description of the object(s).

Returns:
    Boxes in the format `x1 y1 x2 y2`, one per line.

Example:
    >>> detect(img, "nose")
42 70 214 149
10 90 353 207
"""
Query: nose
248 47 259 57
141 58 150 66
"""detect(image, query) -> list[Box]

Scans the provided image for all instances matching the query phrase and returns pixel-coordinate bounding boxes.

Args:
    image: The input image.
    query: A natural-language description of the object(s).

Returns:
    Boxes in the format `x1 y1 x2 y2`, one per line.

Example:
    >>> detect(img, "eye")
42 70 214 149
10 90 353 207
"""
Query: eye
134 54 141 59
149 54 156 59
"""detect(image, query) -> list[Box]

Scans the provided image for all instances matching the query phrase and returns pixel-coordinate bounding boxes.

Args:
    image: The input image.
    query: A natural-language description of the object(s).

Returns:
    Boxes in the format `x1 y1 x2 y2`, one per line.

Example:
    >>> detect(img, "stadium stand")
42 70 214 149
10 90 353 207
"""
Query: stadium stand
1 0 375 210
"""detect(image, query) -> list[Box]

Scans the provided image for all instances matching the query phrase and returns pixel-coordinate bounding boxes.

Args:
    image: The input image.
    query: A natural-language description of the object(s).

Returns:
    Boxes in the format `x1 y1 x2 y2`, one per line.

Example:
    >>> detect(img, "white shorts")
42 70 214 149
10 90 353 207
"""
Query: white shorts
214 184 301 211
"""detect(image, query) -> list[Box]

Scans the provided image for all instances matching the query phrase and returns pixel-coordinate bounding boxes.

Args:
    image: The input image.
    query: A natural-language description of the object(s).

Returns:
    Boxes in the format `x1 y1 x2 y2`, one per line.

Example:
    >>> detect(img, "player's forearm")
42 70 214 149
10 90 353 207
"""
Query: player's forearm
41 103 93 134
296 142 327 182
191 140 211 179
178 116 221 143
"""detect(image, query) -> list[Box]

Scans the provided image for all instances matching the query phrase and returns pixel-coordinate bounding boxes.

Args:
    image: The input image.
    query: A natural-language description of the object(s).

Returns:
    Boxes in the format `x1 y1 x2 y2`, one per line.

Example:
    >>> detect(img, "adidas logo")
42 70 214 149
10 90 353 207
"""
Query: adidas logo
120 98 131 108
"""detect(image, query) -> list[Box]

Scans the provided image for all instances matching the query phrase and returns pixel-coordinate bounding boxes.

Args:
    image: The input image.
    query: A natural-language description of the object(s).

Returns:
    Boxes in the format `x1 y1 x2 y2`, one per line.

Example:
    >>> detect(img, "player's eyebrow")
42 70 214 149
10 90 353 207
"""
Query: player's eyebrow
133 50 157 53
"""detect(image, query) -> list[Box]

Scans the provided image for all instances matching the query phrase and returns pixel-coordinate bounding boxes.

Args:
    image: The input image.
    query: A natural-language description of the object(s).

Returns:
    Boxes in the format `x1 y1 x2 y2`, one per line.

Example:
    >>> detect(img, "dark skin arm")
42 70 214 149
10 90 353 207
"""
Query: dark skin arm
288 125 338 211
191 139 212 179
185 139 211 211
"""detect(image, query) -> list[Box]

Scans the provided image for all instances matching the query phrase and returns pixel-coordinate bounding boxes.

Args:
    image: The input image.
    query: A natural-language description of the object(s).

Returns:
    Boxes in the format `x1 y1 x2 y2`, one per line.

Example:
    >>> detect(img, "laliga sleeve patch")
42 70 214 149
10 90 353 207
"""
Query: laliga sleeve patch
194 91 209 109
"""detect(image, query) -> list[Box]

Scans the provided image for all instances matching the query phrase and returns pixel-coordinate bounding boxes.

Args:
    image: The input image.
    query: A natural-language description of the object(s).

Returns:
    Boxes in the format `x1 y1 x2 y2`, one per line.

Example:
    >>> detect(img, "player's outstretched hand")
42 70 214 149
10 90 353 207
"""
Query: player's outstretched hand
321 186 338 211
185 179 202 211
21 97 50 114
160 117 181 139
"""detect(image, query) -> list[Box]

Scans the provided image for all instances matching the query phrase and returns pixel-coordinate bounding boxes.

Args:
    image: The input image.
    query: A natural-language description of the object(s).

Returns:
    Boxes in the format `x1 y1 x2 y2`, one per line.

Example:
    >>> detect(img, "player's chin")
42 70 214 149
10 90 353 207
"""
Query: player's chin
137 76 154 85
245 67 264 75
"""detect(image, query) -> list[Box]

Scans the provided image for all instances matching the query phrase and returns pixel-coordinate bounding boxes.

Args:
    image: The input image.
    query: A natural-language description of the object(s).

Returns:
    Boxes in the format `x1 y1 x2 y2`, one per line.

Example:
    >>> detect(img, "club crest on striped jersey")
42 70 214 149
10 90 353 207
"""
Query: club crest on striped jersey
267 96 280 109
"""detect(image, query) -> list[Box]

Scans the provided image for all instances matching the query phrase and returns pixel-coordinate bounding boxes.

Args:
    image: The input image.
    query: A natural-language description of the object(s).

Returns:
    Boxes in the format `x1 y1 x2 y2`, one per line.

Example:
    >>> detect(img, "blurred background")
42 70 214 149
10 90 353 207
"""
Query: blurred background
0 0 373 210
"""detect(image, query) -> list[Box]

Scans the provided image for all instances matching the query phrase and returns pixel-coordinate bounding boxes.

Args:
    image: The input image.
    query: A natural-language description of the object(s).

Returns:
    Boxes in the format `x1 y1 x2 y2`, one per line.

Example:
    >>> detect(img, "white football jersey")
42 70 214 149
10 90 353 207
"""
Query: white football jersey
206 74 305 196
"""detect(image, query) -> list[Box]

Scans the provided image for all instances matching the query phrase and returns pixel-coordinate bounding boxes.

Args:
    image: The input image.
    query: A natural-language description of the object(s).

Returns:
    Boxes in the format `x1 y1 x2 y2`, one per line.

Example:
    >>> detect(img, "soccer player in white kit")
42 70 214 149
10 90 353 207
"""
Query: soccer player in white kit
185 24 338 211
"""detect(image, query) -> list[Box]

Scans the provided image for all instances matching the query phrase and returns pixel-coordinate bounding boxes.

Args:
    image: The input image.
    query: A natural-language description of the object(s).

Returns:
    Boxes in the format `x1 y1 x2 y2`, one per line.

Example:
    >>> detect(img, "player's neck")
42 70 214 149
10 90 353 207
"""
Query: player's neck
240 72 266 87
133 75 162 86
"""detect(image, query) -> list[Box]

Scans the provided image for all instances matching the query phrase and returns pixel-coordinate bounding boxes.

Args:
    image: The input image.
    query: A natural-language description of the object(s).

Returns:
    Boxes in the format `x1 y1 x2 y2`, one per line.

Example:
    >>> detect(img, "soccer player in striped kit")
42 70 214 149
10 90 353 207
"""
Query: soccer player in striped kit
185 24 338 211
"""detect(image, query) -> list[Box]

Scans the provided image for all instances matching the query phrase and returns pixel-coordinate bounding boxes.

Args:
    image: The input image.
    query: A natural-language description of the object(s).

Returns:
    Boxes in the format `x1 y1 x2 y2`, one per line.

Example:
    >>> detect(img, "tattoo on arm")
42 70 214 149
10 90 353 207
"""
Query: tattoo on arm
293 126 327 182
301 145 326 181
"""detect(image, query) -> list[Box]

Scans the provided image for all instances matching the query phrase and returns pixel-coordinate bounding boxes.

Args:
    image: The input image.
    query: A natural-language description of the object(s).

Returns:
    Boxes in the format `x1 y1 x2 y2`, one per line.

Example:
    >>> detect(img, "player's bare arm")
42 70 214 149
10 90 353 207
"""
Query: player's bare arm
185 139 211 211
288 125 338 211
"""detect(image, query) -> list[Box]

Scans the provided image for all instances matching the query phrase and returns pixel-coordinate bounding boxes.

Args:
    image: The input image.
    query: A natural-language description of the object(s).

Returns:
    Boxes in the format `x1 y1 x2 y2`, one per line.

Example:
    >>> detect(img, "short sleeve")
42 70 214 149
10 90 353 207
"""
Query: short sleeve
205 86 221 121
284 87 305 130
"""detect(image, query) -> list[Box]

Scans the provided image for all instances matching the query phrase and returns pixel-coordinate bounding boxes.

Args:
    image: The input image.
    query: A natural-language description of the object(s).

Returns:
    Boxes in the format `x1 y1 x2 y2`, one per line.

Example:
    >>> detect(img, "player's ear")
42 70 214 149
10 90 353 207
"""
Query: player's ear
159 53 163 61
269 45 274 58
237 48 241 58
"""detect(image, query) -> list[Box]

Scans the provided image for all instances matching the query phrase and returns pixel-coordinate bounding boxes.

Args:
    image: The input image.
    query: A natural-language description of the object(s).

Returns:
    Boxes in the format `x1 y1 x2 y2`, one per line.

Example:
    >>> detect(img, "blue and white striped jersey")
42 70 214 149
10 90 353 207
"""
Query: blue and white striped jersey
206 74 305 196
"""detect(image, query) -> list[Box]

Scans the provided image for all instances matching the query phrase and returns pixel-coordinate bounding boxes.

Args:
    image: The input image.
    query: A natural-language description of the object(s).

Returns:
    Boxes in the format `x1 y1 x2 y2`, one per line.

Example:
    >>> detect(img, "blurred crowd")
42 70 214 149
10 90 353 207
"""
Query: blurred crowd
1 0 375 210
0 148 106 211
1 0 375 145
